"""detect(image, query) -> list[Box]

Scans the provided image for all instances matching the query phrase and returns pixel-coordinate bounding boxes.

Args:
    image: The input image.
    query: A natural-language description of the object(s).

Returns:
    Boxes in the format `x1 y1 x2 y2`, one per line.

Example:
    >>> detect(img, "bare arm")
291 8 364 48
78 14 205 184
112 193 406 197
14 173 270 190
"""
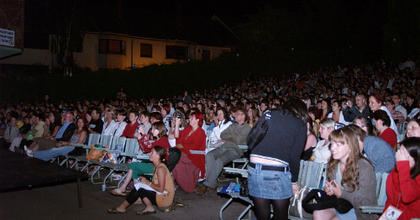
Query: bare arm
141 166 166 193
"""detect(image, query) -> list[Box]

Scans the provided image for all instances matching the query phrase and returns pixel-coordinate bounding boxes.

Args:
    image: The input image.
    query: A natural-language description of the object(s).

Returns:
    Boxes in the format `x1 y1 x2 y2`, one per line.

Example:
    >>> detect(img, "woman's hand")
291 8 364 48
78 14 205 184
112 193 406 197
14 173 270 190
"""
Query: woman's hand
176 144 184 149
174 117 181 126
324 180 342 197
56 142 62 148
138 126 145 136
292 183 299 199
139 176 151 186
396 146 410 162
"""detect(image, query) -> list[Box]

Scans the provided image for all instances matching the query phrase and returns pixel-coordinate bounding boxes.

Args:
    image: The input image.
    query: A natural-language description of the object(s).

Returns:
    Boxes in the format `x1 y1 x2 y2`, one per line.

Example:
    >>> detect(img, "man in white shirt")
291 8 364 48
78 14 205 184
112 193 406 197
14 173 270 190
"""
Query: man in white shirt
393 94 407 120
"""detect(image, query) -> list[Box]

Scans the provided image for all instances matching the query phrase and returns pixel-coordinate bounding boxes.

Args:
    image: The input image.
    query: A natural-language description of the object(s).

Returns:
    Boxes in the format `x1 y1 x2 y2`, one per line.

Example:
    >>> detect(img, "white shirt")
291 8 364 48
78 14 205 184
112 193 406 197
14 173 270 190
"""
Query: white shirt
209 120 233 143
380 106 400 142
113 121 127 137
102 120 118 136
327 111 350 125
313 140 331 164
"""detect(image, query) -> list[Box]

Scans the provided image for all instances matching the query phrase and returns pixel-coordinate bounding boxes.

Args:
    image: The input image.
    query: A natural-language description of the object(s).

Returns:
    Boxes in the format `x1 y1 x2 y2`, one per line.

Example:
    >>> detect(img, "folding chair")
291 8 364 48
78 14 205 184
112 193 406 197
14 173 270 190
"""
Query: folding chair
60 133 101 169
360 172 389 214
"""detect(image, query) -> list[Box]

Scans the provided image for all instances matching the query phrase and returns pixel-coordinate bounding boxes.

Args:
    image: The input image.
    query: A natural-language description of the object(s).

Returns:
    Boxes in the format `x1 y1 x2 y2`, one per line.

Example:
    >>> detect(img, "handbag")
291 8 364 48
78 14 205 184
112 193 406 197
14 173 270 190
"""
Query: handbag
246 111 271 151
86 144 106 160
302 189 353 214
288 186 314 219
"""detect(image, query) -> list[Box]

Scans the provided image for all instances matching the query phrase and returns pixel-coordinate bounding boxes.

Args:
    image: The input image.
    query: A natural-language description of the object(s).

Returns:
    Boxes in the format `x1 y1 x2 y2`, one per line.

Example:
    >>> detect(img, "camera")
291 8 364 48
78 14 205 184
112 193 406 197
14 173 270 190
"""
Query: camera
176 113 182 118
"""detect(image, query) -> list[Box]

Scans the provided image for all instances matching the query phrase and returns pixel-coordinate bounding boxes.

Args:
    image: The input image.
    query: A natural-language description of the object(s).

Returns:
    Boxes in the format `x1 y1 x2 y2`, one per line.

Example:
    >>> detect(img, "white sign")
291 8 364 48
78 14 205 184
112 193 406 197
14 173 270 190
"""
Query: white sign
0 28 15 47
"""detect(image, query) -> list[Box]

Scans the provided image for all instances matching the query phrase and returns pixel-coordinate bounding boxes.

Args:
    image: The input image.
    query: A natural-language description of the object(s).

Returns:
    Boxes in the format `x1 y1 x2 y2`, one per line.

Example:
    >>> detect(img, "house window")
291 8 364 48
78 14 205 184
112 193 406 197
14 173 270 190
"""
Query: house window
202 49 211 60
140 43 152 57
166 46 188 60
99 39 125 54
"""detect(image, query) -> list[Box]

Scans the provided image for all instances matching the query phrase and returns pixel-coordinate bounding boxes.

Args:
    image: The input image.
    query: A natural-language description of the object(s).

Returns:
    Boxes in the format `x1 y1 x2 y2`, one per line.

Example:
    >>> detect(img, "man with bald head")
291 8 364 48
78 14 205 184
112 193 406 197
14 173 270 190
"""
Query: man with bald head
342 94 371 122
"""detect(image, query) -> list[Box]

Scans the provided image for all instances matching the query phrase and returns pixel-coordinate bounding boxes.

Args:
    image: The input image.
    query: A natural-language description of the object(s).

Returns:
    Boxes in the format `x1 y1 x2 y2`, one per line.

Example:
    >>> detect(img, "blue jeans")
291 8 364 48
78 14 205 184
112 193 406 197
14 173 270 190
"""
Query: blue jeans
248 163 293 200
33 146 75 161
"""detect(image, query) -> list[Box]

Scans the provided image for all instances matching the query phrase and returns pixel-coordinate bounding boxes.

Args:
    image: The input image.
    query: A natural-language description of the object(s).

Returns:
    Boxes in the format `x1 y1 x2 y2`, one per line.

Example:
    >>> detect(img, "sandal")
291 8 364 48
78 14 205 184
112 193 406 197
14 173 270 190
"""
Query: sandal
136 208 156 215
110 188 126 196
108 207 127 214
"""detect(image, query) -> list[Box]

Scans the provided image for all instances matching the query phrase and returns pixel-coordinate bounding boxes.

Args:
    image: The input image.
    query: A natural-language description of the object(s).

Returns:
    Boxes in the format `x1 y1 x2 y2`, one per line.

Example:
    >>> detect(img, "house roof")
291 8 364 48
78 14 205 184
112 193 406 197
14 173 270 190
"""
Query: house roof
84 5 239 47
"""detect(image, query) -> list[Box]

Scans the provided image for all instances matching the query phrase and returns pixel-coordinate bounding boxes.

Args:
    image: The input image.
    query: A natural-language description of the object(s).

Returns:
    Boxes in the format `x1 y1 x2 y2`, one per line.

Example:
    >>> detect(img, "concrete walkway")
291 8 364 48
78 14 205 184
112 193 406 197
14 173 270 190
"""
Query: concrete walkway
0 173 254 220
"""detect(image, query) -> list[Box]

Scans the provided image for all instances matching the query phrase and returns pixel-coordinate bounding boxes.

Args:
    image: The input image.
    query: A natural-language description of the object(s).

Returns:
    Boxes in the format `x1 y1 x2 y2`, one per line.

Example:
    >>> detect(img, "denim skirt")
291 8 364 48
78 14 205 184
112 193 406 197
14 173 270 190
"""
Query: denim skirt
248 162 293 200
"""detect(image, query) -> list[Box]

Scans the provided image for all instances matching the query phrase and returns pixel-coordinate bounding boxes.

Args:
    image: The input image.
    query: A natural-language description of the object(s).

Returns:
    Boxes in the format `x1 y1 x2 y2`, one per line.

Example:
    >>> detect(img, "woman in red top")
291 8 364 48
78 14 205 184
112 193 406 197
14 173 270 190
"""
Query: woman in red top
385 137 420 220
172 111 206 193
371 110 397 150
110 121 169 197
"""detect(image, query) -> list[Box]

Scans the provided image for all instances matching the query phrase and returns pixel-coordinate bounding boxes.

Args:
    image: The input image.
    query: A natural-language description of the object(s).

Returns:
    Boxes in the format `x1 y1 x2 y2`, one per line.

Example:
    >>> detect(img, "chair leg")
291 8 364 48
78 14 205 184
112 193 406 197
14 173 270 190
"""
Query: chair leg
219 197 234 220
103 170 115 188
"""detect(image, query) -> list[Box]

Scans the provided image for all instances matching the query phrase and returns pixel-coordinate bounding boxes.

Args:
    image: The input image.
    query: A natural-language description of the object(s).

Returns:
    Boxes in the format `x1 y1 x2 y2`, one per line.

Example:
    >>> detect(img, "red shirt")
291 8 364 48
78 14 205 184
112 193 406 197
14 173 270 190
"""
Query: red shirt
378 128 397 150
138 135 170 160
176 126 206 178
385 161 420 220
121 121 140 138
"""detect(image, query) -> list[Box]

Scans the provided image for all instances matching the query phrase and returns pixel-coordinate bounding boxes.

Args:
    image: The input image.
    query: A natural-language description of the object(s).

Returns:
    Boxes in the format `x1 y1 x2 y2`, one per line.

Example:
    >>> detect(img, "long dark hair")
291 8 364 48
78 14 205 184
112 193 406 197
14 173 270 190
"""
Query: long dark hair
401 137 420 179
280 99 309 122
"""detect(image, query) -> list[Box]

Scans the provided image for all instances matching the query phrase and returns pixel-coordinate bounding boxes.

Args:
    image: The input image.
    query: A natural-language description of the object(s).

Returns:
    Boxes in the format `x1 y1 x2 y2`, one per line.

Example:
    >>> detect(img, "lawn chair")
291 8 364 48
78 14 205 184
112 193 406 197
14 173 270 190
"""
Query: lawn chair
59 133 101 169
89 136 127 185
360 172 389 214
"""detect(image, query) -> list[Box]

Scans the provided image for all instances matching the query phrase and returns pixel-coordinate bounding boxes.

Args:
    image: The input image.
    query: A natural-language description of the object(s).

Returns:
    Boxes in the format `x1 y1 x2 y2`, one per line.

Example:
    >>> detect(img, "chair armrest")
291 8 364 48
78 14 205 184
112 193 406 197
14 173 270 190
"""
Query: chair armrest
360 206 385 214
190 150 206 155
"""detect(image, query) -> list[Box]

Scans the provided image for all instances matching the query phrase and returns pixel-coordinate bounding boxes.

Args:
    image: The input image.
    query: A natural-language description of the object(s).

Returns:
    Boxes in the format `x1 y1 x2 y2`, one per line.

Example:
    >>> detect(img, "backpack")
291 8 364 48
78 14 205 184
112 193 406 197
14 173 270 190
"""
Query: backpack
246 111 271 151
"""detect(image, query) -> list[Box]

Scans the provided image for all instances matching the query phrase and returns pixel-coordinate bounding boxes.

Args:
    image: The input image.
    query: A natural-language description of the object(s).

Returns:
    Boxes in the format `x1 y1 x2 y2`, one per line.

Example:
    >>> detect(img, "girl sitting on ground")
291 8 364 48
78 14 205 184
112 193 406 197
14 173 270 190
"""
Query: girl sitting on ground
108 146 175 215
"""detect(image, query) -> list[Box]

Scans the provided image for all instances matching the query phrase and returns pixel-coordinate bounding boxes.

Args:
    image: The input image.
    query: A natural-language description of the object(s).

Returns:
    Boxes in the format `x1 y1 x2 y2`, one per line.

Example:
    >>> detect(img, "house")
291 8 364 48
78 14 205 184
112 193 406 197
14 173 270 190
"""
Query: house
0 0 237 71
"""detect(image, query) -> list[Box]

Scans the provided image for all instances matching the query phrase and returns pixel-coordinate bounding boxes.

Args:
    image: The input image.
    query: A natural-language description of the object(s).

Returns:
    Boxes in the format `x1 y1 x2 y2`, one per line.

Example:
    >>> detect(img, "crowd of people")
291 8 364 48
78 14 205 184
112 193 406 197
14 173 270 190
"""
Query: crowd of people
0 57 419 219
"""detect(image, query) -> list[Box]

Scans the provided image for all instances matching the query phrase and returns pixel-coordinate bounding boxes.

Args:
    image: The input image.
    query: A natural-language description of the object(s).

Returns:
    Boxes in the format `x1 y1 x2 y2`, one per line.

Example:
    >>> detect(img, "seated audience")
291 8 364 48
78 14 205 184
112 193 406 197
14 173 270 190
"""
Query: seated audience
406 118 420 138
312 118 335 163
88 108 104 134
24 112 76 156
328 99 349 125
369 92 400 143
110 122 170 197
349 124 396 173
196 108 251 195
33 117 88 161
113 109 128 137
2 115 19 150
121 110 140 138
172 112 206 193
208 107 232 148
313 126 378 220
342 94 371 122
108 146 175 215
101 109 118 136
371 110 398 150
301 117 318 160
385 137 420 220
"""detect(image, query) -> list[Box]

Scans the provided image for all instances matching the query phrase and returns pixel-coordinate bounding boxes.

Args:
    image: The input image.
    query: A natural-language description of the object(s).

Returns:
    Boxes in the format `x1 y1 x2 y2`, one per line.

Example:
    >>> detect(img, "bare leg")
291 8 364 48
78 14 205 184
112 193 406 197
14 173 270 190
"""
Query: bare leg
141 197 156 212
109 200 130 212
313 208 338 220
111 169 133 194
